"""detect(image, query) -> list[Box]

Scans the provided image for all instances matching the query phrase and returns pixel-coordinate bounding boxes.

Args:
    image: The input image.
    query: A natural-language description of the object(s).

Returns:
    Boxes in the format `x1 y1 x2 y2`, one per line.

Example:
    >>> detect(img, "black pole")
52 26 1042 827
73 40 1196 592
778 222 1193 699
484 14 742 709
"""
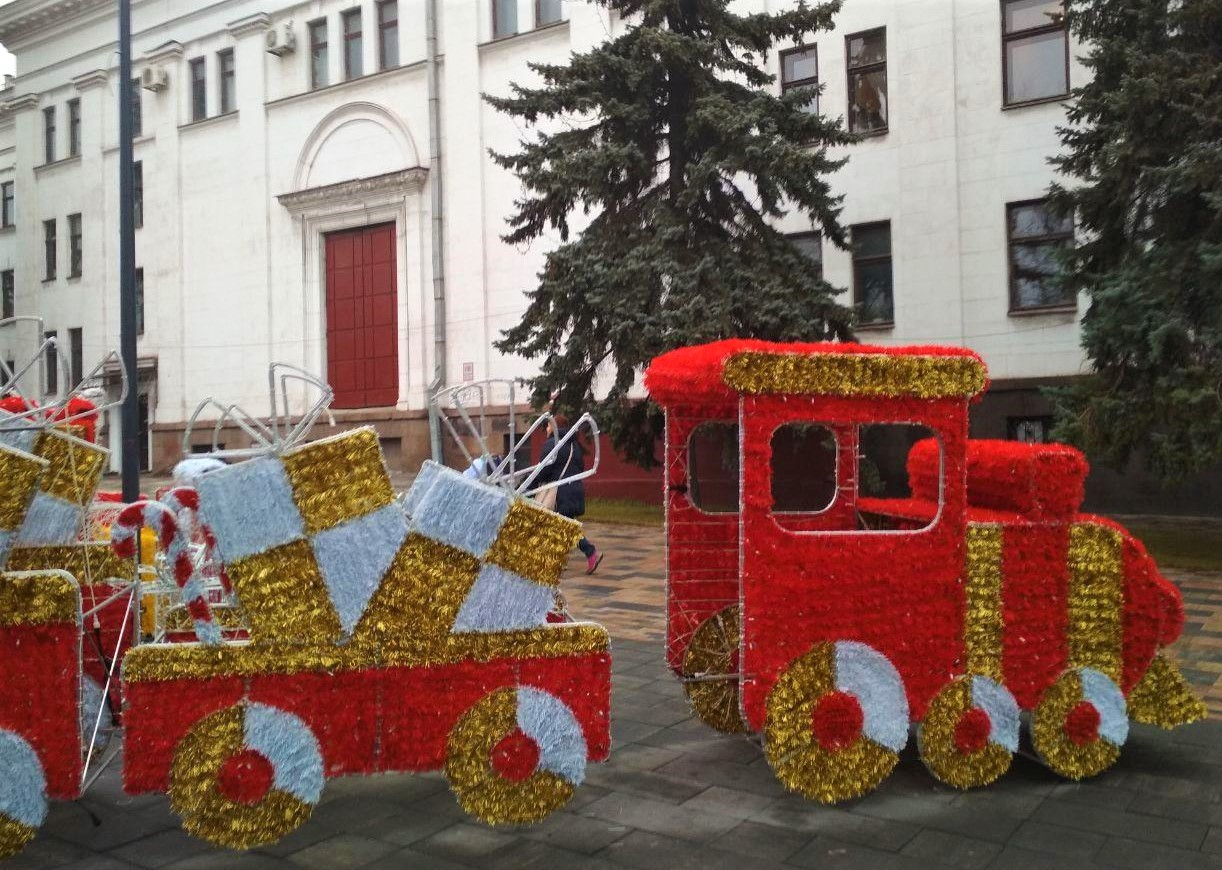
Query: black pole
118 0 139 501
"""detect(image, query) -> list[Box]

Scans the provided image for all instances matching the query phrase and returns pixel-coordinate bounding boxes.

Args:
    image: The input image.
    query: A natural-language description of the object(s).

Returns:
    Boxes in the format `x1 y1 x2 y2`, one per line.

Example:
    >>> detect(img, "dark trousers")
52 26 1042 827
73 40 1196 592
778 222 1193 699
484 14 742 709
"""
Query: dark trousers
577 537 596 558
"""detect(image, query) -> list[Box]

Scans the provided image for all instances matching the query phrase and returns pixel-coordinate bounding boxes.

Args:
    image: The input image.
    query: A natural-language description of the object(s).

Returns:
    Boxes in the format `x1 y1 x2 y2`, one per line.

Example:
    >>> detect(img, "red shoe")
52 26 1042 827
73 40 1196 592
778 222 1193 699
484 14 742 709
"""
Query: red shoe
586 551 603 575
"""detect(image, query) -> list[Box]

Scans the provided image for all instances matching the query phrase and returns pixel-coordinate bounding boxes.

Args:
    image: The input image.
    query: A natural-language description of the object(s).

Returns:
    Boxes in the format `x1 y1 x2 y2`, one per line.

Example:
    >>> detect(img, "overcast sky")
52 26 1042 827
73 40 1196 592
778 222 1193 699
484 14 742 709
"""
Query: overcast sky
0 0 17 78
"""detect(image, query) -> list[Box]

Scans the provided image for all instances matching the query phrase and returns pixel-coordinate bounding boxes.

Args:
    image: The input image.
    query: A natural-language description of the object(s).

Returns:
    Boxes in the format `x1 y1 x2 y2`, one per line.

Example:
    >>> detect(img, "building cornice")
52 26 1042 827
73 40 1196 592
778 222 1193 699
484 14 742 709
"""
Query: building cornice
143 40 184 65
277 168 428 215
72 69 108 91
1 93 41 113
0 0 113 47
227 12 271 39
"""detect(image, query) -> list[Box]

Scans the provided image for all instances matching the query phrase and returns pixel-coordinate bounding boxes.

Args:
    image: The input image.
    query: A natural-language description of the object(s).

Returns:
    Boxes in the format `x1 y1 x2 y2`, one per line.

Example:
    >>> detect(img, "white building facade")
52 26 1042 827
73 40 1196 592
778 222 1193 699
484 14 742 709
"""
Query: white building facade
0 0 1095 484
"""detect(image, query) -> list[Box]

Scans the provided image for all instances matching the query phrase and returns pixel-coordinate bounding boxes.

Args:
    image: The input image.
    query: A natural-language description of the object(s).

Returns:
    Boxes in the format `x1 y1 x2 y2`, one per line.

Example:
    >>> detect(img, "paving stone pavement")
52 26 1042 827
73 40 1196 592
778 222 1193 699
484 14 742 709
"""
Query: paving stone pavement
10 522 1222 870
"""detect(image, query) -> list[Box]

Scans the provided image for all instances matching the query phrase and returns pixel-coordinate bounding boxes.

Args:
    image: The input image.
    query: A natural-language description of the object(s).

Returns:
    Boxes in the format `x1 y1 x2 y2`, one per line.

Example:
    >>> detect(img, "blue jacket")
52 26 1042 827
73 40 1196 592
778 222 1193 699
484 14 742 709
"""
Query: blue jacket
537 431 586 518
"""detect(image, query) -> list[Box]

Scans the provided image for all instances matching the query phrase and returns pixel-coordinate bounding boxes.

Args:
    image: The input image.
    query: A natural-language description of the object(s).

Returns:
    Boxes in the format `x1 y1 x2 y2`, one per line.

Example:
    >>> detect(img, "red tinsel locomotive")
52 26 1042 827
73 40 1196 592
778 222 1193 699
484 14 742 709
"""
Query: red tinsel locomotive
646 339 1205 801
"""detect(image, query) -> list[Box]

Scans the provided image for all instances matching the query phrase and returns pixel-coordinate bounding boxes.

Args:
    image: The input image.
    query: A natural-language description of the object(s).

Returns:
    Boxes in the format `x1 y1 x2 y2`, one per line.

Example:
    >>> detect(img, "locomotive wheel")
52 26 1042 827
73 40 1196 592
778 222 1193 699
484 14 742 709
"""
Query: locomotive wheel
169 702 324 849
681 605 745 734
764 641 909 803
1032 668 1128 780
918 676 1019 789
0 730 47 858
445 686 586 825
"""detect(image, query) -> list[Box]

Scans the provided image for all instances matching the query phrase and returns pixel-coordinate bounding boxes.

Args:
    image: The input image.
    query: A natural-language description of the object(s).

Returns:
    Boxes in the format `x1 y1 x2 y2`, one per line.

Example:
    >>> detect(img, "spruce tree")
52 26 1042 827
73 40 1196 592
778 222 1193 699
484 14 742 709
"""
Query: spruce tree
488 0 855 465
1047 0 1222 481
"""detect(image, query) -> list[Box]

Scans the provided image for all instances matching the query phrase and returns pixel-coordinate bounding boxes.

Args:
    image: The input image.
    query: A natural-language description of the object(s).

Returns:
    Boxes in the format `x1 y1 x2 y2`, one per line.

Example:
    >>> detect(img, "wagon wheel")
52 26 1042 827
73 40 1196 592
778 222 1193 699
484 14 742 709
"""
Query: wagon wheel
445 686 586 825
1032 668 1127 780
764 641 909 803
681 605 745 734
169 702 324 849
918 675 1019 789
0 730 47 859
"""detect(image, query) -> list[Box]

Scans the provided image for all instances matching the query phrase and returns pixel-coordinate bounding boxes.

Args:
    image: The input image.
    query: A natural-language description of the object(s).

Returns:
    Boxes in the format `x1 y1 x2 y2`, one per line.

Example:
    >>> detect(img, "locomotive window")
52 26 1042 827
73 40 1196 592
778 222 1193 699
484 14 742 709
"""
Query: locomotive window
771 423 838 525
857 423 939 531
687 421 739 513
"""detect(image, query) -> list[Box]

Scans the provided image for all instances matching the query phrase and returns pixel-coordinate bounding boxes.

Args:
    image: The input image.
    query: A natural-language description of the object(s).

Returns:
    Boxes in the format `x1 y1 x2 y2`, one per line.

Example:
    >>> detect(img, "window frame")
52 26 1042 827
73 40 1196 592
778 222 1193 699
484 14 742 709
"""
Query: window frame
770 422 840 520
851 220 894 328
135 267 145 336
1 270 13 320
309 18 329 89
1006 198 1075 313
787 230 824 283
1001 0 1070 109
1006 414 1054 443
342 7 364 80
377 0 399 70
845 27 888 136
68 213 82 278
685 420 741 516
130 77 142 138
43 106 56 164
188 56 207 122
779 43 820 115
68 327 82 389
1 181 14 228
218 48 236 114
67 98 81 157
43 219 57 281
492 0 518 39
535 0 563 27
133 161 144 229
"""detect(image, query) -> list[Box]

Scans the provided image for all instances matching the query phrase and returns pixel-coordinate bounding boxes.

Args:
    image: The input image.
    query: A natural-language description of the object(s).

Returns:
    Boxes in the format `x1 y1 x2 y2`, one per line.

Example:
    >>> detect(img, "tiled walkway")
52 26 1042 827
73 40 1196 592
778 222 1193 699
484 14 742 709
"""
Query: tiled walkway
10 522 1221 870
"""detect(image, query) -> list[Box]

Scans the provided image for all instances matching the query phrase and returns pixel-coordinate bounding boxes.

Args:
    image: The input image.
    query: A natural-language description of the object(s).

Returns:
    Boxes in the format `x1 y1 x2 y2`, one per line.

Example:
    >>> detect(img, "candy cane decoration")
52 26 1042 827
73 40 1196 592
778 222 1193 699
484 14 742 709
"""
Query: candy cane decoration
110 500 221 645
160 486 232 596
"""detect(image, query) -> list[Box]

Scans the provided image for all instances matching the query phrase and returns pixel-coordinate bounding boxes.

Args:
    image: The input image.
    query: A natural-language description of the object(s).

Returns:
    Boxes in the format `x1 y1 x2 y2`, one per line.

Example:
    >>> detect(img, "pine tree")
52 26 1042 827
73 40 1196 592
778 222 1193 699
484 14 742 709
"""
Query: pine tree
1047 0 1222 481
488 0 855 465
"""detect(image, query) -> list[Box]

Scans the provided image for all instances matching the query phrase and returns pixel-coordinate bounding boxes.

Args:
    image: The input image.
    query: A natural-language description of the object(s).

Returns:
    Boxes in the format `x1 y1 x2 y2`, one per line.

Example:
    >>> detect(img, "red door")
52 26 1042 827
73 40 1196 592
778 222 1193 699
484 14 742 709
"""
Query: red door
325 223 398 408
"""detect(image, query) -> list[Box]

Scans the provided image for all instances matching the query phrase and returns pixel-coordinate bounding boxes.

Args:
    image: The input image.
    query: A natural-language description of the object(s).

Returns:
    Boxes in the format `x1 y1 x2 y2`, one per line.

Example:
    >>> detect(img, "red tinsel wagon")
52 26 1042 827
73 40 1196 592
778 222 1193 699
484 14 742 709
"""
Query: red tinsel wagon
646 339 1205 802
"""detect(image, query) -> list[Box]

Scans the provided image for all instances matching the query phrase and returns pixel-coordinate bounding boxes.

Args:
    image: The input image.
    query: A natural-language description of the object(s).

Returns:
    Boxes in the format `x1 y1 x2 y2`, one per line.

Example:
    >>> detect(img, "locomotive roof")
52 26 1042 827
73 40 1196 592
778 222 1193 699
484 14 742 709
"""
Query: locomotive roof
645 339 988 407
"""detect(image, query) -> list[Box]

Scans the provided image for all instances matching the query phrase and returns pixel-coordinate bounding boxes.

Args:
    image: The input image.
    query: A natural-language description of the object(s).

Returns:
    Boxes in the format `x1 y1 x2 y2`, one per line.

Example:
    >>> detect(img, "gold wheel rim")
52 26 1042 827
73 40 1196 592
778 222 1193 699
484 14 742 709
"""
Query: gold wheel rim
918 678 1013 789
1032 671 1122 780
682 605 745 734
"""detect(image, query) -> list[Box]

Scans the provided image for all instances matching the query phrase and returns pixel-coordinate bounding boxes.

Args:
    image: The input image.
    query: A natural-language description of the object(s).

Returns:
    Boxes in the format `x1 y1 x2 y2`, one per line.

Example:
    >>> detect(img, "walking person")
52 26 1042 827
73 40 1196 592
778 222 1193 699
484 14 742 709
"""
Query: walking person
536 413 603 574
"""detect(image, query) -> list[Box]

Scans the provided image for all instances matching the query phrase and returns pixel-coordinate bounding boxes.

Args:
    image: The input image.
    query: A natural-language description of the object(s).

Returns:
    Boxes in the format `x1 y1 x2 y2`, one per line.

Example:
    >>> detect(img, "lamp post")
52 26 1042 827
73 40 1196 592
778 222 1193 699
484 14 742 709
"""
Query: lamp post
118 0 139 500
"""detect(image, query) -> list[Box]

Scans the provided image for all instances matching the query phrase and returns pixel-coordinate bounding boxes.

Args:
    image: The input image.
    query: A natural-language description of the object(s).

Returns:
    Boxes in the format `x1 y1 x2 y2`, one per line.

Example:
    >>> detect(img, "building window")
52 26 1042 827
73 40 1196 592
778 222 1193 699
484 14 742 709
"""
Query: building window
852 221 893 326
43 219 56 280
43 106 56 164
788 231 823 282
68 213 82 278
343 8 363 80
44 330 57 395
309 19 329 89
189 57 207 121
67 99 81 157
537 0 562 26
846 28 887 135
1 271 13 319
135 267 144 335
1 182 13 228
378 1 399 69
218 49 236 114
493 0 517 38
133 161 144 228
131 78 142 137
69 327 82 388
1007 199 1075 311
1002 0 1068 106
780 44 819 115
1008 415 1053 443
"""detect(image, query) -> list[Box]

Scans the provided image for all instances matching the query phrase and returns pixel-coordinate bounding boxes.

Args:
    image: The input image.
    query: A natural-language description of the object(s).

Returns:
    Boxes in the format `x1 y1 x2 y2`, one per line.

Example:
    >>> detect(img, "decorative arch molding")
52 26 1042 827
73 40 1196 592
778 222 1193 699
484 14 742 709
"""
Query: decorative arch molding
292 101 423 193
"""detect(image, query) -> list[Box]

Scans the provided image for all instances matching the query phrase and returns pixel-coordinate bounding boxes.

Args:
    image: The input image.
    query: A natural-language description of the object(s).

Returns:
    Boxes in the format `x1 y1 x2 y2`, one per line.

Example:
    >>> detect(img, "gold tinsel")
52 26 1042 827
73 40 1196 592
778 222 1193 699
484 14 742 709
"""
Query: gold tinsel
282 428 394 534
169 705 312 850
0 571 78 626
764 644 898 803
165 603 248 633
1066 523 1124 683
226 541 342 645
917 678 1012 789
0 814 36 860
723 352 987 400
33 430 105 507
485 500 581 587
8 544 136 581
0 447 45 531
444 688 575 824
124 622 610 683
681 605 745 734
1126 655 1207 728
1031 670 1120 780
963 525 1004 682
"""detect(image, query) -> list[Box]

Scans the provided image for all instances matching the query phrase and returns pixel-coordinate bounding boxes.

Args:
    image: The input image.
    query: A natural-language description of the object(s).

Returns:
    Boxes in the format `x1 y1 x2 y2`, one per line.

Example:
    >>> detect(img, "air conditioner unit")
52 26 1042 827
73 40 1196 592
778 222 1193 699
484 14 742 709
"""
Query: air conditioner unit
266 23 297 56
140 66 168 92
